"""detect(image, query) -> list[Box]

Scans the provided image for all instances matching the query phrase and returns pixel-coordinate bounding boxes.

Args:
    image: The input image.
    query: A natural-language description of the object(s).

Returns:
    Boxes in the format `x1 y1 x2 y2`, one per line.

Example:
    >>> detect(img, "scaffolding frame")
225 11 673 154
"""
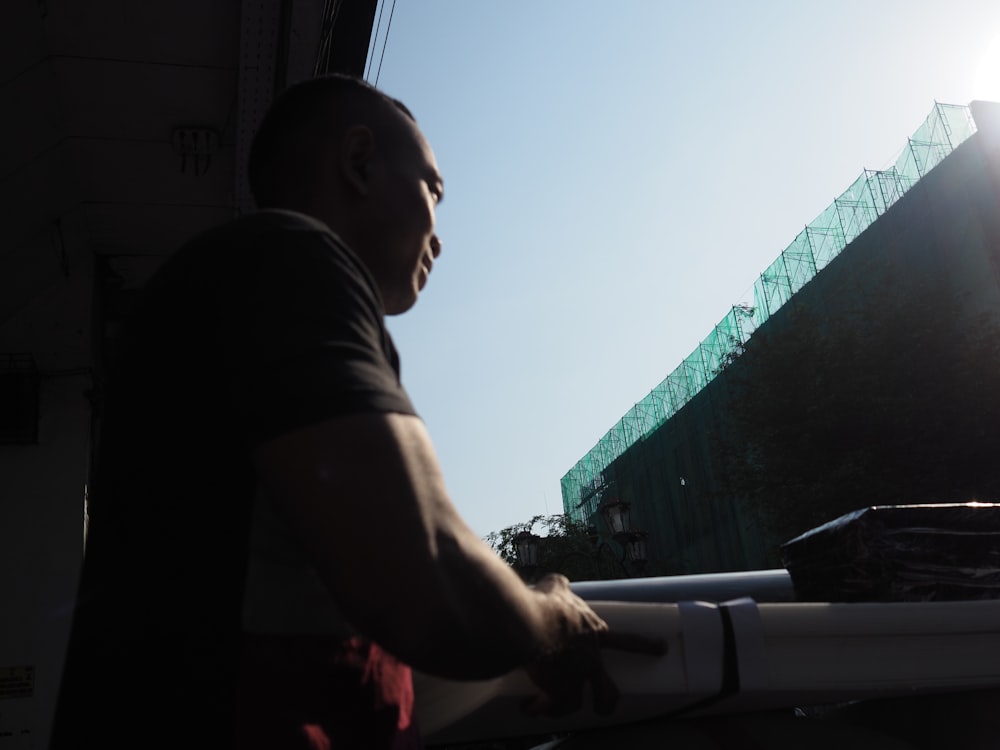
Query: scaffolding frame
562 102 977 521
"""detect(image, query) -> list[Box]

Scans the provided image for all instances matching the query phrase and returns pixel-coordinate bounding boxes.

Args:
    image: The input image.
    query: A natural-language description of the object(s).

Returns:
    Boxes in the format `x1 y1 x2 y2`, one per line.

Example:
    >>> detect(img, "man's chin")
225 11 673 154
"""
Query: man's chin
385 291 420 316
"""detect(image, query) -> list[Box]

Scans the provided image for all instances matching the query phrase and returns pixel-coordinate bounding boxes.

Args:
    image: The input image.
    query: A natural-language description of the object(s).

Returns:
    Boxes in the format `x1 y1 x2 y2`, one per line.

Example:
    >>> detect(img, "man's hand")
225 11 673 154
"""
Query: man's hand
523 574 667 717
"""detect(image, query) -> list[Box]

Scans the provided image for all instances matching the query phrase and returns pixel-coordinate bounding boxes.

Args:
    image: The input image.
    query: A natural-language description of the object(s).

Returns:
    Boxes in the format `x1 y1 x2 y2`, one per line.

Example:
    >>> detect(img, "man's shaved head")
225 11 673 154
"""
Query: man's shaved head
248 74 414 209
248 74 443 316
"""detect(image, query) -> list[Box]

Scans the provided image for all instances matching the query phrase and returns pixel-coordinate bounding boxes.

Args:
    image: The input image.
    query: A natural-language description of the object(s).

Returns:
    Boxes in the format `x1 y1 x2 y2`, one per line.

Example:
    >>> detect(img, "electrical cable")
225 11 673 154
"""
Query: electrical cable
364 0 387 81
314 0 340 76
373 0 397 87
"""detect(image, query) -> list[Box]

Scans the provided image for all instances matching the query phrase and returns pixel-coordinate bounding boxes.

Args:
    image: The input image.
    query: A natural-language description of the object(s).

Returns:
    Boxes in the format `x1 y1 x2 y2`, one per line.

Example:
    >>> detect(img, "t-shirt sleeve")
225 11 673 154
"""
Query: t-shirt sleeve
218 225 417 446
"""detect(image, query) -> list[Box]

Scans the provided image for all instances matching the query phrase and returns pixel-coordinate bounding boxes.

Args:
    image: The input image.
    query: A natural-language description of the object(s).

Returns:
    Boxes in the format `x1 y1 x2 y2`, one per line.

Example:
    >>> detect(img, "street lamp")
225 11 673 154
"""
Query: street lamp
622 530 649 568
513 531 540 572
598 498 650 572
510 515 650 580
599 498 631 537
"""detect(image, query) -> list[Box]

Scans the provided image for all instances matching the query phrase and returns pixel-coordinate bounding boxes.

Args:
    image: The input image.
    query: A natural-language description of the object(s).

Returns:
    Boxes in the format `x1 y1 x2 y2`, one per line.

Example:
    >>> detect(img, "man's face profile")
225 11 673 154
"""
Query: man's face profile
360 112 444 316
248 78 444 317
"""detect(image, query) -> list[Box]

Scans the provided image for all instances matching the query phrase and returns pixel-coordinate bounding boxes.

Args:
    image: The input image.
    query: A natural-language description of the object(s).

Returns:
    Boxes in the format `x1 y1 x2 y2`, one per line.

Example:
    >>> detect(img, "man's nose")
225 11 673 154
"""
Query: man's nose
430 235 442 258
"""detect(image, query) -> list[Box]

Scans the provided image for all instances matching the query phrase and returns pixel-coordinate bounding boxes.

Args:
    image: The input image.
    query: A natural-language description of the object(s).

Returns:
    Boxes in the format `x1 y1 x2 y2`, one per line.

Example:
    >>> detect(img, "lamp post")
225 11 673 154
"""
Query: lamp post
622 530 649 573
509 508 651 580
599 498 631 538
598 498 649 574
513 531 541 578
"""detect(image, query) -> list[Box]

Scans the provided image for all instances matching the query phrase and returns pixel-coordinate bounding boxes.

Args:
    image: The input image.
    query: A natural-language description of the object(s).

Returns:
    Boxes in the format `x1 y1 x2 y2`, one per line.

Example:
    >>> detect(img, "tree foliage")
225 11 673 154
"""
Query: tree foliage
484 514 634 582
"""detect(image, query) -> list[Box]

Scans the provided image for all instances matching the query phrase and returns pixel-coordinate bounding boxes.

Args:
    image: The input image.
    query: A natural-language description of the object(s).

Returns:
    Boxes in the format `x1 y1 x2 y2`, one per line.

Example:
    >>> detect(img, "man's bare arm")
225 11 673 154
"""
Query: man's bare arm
254 411 615 682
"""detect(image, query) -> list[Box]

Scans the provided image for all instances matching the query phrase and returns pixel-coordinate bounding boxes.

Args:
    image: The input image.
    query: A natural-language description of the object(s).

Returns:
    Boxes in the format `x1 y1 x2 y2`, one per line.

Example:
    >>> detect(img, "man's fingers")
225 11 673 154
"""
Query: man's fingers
599 629 668 656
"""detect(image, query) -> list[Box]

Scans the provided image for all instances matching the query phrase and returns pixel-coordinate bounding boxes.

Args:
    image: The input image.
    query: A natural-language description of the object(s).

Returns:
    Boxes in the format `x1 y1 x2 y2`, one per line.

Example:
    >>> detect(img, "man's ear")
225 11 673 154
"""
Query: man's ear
341 125 376 197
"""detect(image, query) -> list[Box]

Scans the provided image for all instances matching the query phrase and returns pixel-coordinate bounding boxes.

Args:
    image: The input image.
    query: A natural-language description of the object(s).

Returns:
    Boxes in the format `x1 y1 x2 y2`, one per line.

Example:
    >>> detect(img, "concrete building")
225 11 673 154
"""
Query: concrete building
562 100 1000 575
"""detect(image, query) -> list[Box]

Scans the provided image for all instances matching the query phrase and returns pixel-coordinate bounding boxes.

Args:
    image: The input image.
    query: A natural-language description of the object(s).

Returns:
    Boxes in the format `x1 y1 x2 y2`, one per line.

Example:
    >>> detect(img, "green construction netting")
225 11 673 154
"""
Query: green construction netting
562 102 977 521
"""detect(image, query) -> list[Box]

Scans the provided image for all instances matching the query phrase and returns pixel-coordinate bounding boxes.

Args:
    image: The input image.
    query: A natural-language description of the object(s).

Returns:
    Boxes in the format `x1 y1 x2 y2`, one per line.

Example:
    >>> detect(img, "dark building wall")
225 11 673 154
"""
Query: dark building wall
605 105 1000 574
604 361 772 573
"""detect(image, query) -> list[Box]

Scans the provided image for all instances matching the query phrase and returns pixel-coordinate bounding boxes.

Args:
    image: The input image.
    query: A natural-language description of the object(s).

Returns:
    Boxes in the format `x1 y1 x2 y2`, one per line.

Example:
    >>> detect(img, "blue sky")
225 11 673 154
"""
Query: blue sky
365 0 1000 537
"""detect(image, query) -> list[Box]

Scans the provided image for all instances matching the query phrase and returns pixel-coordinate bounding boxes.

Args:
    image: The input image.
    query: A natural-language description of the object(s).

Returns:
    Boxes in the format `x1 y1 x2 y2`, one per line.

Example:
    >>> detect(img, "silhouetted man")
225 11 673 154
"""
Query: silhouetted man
52 75 659 749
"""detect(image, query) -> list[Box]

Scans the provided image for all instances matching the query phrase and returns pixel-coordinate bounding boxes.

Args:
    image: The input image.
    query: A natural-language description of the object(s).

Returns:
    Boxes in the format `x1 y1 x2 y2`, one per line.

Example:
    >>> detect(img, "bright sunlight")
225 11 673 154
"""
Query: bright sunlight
973 32 1000 101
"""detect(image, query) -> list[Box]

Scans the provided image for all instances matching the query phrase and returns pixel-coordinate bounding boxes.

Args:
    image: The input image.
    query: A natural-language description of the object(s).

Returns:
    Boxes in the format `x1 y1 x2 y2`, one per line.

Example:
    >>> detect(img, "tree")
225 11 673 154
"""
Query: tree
484 514 636 582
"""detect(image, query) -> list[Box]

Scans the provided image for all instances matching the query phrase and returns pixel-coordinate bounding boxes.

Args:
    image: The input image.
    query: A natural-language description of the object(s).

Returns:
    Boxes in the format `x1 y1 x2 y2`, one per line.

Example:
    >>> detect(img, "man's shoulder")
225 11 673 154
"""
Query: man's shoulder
191 209 343 250
131 210 370 328
237 208 337 236
161 209 364 284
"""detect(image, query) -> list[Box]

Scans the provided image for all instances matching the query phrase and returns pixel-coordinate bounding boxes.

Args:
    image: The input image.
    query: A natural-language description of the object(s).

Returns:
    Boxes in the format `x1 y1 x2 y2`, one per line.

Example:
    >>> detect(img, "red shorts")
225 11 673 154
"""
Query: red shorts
234 633 422 749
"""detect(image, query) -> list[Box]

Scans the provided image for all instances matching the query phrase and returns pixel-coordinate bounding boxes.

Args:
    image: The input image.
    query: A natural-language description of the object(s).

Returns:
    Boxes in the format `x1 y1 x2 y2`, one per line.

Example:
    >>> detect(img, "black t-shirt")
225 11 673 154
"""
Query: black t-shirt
52 210 420 748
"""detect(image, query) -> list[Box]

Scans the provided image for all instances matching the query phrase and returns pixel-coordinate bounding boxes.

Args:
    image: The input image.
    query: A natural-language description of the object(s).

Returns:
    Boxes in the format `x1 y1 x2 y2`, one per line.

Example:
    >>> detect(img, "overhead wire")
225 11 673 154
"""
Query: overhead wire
364 0 387 81
373 0 397 87
313 0 341 76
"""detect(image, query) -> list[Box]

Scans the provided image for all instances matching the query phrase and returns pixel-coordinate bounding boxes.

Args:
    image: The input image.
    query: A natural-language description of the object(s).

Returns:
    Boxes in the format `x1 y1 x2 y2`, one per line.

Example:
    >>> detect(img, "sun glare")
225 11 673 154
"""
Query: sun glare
973 32 1000 101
